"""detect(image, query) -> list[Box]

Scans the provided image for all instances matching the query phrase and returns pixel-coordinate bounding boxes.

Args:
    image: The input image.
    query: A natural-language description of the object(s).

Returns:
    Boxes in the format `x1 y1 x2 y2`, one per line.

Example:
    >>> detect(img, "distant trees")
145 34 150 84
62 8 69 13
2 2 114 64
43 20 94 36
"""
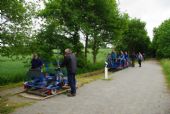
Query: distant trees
152 18 170 58
116 18 151 54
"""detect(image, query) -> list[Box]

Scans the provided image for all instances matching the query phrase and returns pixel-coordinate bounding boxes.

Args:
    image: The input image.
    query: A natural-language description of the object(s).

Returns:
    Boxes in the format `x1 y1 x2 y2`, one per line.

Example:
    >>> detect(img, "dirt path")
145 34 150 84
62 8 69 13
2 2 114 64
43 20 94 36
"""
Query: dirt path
12 60 170 114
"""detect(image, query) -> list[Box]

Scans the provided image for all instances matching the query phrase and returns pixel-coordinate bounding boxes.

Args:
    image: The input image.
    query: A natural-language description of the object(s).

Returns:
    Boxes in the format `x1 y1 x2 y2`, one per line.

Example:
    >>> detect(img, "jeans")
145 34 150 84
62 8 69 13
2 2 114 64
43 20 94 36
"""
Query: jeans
68 73 76 94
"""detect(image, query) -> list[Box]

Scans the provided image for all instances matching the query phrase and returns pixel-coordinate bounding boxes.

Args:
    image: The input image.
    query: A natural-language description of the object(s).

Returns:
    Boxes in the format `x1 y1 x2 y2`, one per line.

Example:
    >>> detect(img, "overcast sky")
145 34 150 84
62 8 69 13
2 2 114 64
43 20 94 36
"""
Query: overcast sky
118 0 170 40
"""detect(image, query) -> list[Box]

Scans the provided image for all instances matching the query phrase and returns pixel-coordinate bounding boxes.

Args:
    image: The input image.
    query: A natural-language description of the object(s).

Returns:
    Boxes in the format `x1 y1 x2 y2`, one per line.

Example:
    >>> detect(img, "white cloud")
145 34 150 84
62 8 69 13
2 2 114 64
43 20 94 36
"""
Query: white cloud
118 0 170 40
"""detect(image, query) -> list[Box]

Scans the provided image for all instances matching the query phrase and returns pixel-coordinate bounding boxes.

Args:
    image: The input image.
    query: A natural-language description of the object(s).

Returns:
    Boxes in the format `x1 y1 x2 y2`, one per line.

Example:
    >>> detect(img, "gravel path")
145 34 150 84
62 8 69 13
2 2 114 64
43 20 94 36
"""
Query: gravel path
13 60 170 114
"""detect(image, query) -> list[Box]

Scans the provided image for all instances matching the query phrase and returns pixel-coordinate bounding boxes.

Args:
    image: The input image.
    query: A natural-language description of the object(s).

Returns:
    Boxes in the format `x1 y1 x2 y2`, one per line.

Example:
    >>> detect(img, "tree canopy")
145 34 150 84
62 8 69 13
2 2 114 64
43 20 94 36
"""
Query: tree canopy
116 18 151 54
0 0 36 57
152 18 170 58
0 0 153 62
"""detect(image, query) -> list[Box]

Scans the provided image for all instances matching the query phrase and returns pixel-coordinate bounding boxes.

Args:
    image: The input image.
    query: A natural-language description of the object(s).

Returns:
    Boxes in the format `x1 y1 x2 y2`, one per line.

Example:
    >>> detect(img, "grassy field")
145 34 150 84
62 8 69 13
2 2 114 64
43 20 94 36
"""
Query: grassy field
160 59 170 87
0 56 28 85
0 48 111 86
87 48 111 63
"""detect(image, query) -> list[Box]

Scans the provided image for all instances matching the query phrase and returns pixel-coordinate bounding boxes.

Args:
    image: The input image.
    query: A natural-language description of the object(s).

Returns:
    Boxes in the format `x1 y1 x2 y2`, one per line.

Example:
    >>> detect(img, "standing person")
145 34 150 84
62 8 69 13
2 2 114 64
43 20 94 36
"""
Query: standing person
31 53 43 70
120 51 125 67
111 49 117 62
130 52 136 67
124 51 129 66
137 52 143 67
29 53 43 81
61 48 77 97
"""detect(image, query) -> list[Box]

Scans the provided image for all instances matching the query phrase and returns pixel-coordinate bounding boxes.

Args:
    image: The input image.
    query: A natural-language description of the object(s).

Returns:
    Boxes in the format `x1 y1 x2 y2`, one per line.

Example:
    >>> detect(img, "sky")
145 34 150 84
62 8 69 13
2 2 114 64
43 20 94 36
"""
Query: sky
118 0 170 40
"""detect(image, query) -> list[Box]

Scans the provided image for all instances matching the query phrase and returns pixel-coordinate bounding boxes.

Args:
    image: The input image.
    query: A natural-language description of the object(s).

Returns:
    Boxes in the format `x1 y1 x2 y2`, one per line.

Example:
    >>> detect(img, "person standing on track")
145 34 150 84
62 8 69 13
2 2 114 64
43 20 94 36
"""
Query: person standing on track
61 48 77 97
137 52 143 67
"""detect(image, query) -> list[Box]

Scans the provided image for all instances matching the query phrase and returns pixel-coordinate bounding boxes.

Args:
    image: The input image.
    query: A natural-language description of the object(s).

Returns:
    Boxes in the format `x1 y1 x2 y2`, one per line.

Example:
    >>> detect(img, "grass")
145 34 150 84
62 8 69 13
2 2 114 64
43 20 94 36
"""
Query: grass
87 48 111 63
0 96 34 114
0 82 23 92
160 59 170 88
0 56 28 85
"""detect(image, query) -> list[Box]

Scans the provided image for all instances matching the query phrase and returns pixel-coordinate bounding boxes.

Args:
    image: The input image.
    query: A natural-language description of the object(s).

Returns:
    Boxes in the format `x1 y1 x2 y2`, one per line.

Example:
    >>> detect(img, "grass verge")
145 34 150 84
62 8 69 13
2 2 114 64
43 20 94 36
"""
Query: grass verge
0 96 34 114
160 59 170 88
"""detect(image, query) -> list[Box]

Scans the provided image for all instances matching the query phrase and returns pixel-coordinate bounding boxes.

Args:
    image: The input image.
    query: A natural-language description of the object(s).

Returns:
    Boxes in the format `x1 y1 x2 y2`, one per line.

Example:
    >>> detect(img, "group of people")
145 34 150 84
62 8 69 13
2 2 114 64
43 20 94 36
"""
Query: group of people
30 48 144 97
30 49 77 97
130 51 144 67
107 50 130 68
107 49 144 68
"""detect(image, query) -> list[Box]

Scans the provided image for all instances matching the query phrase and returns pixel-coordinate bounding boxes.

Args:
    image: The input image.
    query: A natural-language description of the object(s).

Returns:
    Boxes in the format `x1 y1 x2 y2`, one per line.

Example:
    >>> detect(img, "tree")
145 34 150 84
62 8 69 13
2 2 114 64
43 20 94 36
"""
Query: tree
152 18 170 58
38 0 127 64
116 18 151 54
0 0 37 57
81 0 127 63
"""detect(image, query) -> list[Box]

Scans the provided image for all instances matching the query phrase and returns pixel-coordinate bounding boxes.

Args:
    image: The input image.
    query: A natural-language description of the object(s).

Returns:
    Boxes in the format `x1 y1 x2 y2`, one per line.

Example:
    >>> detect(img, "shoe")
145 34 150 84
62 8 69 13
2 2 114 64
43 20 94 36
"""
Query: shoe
67 93 76 97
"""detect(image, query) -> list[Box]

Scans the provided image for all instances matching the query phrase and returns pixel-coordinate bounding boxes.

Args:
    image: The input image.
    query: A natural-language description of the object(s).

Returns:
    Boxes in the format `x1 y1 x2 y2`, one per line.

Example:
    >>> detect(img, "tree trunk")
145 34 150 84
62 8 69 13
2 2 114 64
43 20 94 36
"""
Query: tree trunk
72 28 81 56
92 38 97 64
84 33 88 61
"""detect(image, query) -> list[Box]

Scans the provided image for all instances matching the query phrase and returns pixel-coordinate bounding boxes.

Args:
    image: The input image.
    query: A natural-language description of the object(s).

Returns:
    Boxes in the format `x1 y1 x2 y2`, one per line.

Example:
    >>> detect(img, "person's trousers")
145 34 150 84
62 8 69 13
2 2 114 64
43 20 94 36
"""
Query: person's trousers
138 60 141 67
68 73 76 94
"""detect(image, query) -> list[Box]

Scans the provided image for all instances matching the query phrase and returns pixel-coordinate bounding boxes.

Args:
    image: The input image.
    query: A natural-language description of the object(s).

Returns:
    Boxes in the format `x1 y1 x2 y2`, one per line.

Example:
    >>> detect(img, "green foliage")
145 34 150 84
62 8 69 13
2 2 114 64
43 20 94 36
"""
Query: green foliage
77 48 111 74
39 0 84 55
0 0 37 57
152 18 170 58
160 59 170 87
38 0 126 64
0 0 26 23
116 18 151 54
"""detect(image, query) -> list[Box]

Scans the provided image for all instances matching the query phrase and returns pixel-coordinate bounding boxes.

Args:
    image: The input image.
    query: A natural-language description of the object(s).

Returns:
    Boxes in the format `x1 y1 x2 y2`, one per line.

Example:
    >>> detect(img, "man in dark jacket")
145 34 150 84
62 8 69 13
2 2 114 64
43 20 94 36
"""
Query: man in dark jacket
31 53 43 70
61 48 77 97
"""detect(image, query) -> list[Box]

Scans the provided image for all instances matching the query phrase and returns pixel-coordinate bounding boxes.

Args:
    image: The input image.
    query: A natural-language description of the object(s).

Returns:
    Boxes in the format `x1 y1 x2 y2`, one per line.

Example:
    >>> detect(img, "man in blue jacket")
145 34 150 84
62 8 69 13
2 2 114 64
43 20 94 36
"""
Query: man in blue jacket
61 48 77 97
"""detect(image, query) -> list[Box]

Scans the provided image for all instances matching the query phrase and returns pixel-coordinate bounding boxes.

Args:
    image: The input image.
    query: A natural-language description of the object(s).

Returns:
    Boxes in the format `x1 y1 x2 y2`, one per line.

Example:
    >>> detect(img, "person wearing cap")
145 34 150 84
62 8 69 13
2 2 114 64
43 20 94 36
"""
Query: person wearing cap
61 48 77 97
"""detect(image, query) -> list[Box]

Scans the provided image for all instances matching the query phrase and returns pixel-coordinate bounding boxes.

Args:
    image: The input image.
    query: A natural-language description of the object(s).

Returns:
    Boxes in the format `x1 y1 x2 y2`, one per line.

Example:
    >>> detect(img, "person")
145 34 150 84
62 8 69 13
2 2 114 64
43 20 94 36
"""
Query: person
130 52 136 67
61 48 77 97
124 51 129 66
31 53 43 70
111 49 117 62
29 53 43 81
137 52 143 67
120 51 125 67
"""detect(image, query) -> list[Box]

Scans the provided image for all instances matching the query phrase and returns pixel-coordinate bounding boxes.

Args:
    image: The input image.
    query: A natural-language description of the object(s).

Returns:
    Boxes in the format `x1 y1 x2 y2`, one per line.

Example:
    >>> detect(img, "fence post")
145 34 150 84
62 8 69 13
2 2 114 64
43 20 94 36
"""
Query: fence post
105 62 108 79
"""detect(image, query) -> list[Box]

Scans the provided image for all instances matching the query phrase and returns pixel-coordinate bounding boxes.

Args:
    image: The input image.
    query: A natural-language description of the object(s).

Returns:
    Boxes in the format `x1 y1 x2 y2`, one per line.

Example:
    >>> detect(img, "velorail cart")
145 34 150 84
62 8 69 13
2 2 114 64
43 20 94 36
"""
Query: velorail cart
24 67 68 97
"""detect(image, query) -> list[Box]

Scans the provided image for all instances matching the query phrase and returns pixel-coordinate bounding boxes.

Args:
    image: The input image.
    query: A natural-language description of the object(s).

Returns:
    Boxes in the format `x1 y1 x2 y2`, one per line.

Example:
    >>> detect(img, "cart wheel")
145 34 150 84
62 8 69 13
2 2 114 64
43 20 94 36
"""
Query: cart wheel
51 89 57 95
